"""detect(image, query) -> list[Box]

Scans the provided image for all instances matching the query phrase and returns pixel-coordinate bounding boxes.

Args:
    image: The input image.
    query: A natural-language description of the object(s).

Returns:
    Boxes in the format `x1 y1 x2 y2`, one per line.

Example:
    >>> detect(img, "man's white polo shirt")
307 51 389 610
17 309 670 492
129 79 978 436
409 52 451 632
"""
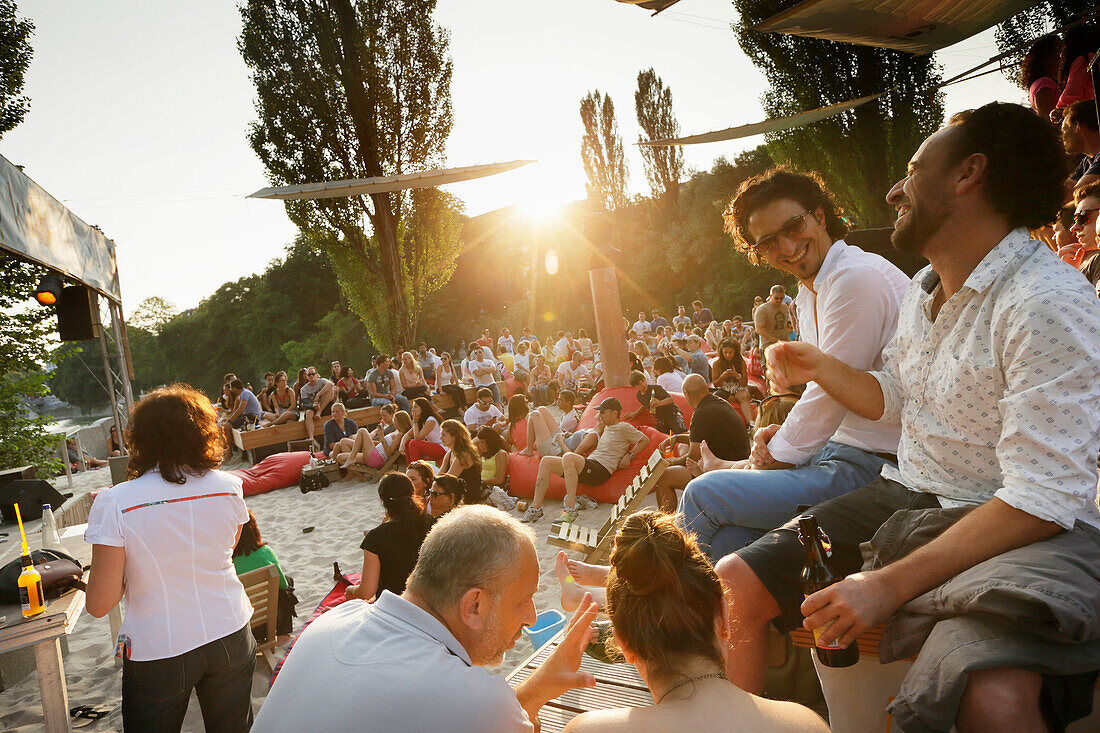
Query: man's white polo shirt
254 592 532 732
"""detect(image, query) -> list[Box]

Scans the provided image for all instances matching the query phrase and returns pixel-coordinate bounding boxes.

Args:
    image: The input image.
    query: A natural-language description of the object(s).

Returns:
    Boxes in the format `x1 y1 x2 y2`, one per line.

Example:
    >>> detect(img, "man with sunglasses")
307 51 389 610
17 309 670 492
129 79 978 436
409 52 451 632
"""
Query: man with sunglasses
1069 181 1100 288
299 366 335 450
678 167 909 564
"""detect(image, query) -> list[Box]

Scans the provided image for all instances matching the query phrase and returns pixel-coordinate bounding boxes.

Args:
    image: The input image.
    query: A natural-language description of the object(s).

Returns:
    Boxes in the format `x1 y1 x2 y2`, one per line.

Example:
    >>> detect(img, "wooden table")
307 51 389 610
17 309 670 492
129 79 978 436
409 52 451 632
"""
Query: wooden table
0 521 120 733
507 633 653 732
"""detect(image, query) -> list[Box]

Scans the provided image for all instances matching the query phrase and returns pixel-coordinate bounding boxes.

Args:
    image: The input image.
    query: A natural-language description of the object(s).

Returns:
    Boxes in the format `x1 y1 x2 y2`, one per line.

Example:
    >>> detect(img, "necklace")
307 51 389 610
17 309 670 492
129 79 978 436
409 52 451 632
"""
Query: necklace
655 672 727 704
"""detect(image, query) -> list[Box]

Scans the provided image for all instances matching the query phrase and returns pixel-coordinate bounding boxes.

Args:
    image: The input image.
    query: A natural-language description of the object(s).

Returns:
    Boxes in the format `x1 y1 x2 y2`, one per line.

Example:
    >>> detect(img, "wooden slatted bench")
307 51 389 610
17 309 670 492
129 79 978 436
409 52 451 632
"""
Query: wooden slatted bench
345 444 404 483
507 632 653 733
239 564 281 671
231 383 495 462
547 451 666 564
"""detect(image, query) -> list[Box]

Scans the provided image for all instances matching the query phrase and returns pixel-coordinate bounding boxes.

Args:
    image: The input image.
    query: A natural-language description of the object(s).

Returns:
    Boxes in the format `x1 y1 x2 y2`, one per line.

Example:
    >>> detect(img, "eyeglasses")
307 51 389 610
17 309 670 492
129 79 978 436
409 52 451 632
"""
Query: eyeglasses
1072 208 1100 228
751 210 814 254
427 488 452 499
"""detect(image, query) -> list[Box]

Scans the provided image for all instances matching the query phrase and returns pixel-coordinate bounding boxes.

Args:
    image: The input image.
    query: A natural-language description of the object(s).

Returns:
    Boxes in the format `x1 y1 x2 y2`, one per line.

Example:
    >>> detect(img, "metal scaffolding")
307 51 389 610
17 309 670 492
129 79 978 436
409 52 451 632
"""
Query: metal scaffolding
93 295 135 442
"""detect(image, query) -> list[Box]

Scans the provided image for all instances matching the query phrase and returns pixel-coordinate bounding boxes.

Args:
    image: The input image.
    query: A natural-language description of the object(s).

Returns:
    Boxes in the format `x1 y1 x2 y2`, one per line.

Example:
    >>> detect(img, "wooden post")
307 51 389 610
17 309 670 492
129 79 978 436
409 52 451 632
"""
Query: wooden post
34 638 71 733
589 267 630 388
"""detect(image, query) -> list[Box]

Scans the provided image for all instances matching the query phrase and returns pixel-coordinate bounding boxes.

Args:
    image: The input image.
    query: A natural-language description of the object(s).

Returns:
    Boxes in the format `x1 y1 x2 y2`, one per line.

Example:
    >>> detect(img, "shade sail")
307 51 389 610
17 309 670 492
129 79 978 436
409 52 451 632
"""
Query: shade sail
0 154 121 302
640 93 883 146
753 0 1043 54
615 0 682 14
248 160 536 201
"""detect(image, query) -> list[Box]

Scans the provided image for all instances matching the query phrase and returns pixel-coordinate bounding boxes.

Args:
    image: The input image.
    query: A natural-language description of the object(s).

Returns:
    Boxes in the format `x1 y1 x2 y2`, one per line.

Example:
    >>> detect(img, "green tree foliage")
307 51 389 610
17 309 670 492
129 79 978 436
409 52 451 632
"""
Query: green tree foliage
48 342 110 415
730 0 944 227
0 0 33 139
128 296 177 334
995 1 1095 84
580 90 629 210
635 68 684 203
0 253 61 474
239 0 457 350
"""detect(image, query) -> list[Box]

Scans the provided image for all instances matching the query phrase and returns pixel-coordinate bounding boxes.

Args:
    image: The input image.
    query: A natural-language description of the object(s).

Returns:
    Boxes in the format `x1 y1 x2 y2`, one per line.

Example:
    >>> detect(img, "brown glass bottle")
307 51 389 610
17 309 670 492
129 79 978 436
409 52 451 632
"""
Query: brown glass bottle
798 514 859 668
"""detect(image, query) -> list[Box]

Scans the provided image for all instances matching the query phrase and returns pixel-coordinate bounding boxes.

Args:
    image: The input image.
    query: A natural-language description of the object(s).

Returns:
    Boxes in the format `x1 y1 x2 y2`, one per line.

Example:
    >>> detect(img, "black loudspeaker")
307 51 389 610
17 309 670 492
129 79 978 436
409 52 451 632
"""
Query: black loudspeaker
57 285 96 342
0 480 67 523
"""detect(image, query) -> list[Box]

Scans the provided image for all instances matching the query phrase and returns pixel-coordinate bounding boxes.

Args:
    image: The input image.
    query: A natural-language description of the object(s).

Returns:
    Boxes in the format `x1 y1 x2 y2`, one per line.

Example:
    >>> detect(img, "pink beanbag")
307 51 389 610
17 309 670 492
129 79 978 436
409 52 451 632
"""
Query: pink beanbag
506 423 665 504
231 451 311 497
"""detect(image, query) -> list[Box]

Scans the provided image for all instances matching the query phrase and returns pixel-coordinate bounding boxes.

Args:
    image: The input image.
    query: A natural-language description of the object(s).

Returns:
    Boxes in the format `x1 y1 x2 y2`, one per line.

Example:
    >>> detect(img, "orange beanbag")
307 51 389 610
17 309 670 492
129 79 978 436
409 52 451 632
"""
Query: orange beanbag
231 451 311 497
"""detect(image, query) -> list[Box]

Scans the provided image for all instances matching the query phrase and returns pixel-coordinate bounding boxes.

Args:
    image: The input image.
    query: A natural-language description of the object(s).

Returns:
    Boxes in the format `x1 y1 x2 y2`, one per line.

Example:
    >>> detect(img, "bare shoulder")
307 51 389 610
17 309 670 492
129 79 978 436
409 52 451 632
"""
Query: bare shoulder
562 708 641 732
757 698 831 732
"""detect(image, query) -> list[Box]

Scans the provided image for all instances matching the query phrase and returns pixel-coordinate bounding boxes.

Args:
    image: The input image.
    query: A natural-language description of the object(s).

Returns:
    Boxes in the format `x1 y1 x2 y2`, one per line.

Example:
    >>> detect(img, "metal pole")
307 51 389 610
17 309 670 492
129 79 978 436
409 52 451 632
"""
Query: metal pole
94 296 125 448
109 300 135 415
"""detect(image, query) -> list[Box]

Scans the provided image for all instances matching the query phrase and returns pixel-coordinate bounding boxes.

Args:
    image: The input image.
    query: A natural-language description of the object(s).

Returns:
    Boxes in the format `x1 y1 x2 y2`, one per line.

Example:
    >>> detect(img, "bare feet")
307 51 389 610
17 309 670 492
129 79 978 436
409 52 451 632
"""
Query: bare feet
555 551 587 613
700 440 736 473
565 556 610 587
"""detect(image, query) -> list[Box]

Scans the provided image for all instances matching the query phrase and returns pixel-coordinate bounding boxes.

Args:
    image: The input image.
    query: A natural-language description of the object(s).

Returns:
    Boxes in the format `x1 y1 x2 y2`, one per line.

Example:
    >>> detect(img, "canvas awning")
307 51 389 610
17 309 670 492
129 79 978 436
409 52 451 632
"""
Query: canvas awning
615 0 682 14
248 160 536 201
752 0 1044 54
639 93 883 146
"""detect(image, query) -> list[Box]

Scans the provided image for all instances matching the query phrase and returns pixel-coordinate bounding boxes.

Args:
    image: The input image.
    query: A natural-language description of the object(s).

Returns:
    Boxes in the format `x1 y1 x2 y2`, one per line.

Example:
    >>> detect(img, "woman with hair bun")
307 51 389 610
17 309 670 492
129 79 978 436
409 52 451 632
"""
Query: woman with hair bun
561 511 828 732
426 474 464 518
345 472 434 602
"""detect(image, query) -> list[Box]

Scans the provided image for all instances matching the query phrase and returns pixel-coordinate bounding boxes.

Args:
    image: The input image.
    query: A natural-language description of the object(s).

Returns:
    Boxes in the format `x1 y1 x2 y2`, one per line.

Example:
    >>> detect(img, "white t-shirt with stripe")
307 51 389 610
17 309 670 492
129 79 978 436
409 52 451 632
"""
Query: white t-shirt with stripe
85 468 252 661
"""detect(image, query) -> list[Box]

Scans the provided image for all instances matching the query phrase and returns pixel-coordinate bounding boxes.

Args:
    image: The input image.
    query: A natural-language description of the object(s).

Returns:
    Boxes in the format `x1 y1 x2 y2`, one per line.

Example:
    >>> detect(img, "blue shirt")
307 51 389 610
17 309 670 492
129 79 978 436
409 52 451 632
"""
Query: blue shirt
240 389 262 417
322 417 358 456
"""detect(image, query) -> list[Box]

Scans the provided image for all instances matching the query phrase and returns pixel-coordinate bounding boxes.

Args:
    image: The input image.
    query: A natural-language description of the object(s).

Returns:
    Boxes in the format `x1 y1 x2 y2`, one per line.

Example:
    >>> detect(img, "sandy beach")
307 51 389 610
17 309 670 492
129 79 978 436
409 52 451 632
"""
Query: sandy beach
0 458 650 731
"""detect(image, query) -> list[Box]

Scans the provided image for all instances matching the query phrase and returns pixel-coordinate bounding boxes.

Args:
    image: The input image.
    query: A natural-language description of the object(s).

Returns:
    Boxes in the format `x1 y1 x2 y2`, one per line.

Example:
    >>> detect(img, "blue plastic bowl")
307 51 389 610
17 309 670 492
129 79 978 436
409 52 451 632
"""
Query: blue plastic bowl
523 609 567 650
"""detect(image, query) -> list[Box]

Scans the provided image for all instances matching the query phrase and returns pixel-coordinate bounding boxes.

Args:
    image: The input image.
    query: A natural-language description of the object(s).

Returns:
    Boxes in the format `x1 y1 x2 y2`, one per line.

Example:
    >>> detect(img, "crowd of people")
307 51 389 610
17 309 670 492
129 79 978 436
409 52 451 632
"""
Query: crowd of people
81 89 1100 733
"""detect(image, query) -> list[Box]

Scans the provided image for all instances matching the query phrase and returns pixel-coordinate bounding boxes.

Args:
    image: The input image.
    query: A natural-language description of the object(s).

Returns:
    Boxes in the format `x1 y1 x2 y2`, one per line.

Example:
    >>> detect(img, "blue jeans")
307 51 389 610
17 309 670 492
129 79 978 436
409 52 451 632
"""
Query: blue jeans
678 441 893 563
122 623 255 733
371 394 410 412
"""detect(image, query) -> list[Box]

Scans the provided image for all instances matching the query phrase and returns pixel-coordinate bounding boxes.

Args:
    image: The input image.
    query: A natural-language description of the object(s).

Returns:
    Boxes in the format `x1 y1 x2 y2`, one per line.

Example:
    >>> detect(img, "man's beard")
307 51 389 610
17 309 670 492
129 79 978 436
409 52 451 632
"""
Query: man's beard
892 195 953 255
469 606 510 667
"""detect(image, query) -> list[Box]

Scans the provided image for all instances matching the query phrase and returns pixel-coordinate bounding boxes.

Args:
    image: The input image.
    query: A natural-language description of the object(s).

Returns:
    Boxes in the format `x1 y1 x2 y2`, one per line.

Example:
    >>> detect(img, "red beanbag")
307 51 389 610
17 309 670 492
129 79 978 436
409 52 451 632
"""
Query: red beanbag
506 424 665 504
231 451 311 497
576 385 694 430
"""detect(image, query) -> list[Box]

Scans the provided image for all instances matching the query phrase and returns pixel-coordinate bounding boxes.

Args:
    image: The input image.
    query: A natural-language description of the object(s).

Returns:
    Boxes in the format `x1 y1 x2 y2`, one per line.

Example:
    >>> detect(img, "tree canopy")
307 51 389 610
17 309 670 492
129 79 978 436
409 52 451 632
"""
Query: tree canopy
239 0 458 350
580 90 629 211
635 68 684 204
731 0 944 227
0 0 32 139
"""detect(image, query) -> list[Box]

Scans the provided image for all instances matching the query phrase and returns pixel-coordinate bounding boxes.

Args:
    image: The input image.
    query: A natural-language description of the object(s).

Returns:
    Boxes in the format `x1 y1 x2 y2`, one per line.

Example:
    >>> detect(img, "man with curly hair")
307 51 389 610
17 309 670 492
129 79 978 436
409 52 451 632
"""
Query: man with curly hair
721 103 1100 731
678 167 909 563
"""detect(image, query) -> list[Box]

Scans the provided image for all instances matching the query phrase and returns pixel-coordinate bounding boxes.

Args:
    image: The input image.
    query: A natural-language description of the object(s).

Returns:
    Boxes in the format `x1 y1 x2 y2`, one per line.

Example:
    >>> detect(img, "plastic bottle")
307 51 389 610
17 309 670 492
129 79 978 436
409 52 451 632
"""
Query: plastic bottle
41 503 62 551
15 504 45 618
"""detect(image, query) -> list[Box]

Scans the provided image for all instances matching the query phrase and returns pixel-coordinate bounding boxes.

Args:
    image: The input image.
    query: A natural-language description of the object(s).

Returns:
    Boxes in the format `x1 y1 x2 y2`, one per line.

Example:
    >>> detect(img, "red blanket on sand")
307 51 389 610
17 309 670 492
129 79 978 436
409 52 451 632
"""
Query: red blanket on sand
269 572 361 685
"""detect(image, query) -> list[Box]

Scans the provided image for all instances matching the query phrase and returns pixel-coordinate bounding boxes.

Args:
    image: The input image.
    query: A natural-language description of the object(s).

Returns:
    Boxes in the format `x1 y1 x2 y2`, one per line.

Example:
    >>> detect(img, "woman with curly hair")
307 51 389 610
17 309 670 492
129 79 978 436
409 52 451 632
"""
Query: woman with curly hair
559 512 828 732
1019 33 1063 118
85 384 255 732
345 472 434 602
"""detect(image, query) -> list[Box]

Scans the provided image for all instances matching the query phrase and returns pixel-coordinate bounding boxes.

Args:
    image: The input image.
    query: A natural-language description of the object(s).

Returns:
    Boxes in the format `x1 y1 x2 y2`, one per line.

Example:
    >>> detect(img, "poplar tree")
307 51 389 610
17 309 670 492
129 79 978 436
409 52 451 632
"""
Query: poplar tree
239 0 457 349
635 68 684 204
580 91 629 211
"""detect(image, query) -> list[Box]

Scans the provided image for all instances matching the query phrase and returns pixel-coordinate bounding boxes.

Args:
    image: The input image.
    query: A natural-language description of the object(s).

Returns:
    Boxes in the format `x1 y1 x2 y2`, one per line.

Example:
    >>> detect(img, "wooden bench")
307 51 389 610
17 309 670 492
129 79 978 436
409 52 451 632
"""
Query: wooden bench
345 444 404 483
232 383 494 462
547 451 666 564
239 564 281 671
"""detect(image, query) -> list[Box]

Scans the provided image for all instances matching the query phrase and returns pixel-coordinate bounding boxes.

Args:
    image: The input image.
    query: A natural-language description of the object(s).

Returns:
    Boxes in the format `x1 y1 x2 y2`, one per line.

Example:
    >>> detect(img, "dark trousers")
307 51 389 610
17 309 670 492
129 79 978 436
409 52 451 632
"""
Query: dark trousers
122 623 255 733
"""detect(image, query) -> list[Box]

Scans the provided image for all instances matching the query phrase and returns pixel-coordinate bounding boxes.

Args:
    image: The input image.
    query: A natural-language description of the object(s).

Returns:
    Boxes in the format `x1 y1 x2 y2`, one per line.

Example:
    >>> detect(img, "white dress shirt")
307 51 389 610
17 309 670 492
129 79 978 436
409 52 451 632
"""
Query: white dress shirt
871 229 1100 530
768 240 909 465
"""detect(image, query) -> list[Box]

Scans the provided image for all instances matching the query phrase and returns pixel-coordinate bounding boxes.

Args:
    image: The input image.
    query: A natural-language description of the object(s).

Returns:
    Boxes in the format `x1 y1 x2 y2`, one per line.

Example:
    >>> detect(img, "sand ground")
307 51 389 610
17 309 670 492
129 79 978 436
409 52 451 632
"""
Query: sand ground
0 457 653 731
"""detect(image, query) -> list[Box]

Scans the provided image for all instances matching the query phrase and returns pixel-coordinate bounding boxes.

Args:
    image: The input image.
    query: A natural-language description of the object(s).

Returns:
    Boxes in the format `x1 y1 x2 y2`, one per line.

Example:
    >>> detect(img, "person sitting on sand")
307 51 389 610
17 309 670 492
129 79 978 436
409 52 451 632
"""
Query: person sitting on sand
427 474 464 518
623 370 685 435
336 410 412 469
253 507 601 732
322 402 358 458
345 473 435 603
475 426 518 511
233 510 296 646
106 424 123 457
405 460 435 505
503 394 529 451
438 420 485 504
464 387 504 431
558 511 828 733
522 398 648 525
403 397 446 462
66 437 108 469
521 393 590 459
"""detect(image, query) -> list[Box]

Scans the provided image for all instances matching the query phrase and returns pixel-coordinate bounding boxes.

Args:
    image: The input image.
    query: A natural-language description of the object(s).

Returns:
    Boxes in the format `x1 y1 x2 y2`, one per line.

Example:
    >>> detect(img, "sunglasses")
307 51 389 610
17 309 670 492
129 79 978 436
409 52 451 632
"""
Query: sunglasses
307 371 318 376
751 210 814 254
426 488 452 499
1072 208 1100 227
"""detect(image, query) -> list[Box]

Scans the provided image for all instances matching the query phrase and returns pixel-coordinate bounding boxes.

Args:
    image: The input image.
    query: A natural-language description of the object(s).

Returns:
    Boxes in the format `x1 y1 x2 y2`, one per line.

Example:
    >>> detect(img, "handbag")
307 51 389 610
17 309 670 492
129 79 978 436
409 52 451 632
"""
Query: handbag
0 548 86 605
299 470 329 493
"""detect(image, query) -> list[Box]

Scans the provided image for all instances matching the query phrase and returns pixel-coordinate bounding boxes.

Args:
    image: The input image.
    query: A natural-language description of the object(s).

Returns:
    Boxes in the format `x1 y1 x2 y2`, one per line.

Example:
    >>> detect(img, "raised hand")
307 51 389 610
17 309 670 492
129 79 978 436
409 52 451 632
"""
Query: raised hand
764 341 825 391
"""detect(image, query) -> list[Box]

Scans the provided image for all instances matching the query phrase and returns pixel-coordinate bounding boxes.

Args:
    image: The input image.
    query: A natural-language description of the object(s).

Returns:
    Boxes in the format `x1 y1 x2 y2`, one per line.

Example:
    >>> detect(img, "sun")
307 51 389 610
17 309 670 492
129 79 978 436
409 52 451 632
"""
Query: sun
517 195 563 223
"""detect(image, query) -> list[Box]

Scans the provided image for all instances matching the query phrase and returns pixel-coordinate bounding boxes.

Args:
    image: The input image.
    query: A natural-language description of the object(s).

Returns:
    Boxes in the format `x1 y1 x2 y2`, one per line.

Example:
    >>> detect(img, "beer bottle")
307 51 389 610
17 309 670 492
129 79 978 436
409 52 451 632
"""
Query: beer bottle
14 504 46 618
798 514 859 667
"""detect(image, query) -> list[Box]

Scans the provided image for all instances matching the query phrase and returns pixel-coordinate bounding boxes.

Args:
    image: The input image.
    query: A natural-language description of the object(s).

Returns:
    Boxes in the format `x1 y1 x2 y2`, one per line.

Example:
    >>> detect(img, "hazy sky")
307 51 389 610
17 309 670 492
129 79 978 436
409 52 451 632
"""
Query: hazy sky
4 0 1022 311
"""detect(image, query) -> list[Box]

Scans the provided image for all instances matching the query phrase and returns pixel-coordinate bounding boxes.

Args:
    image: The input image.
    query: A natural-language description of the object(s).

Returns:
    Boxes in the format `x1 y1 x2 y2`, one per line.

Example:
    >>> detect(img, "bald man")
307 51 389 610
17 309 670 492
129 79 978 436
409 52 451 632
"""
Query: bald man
652 374 748 512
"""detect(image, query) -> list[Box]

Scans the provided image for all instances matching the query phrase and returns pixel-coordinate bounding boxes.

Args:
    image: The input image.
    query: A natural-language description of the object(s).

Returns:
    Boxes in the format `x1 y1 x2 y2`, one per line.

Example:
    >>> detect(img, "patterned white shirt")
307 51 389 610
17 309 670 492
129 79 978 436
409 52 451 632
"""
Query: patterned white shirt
871 229 1100 530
